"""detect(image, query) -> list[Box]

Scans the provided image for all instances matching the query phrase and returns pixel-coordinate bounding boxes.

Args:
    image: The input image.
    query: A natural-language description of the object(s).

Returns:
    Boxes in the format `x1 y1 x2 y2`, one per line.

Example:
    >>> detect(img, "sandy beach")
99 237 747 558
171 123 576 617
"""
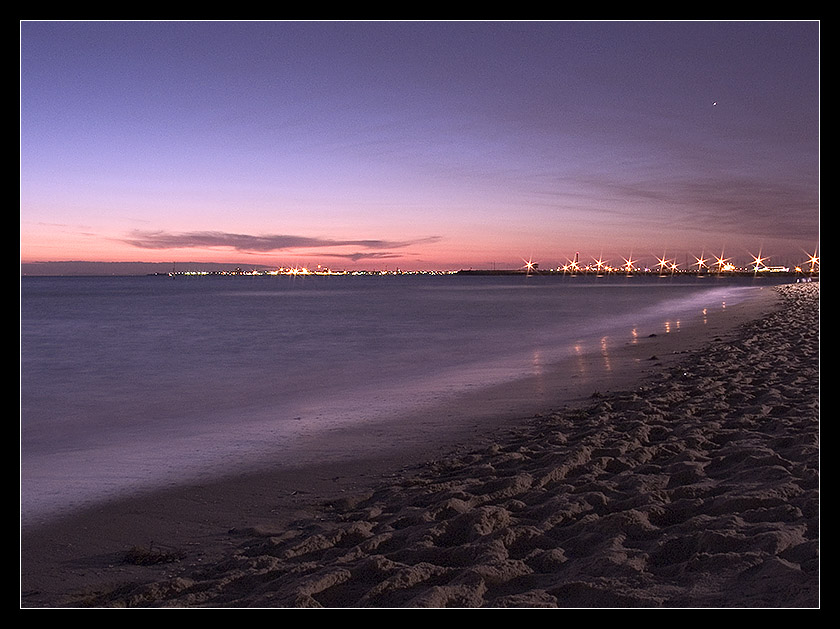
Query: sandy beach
20 281 819 608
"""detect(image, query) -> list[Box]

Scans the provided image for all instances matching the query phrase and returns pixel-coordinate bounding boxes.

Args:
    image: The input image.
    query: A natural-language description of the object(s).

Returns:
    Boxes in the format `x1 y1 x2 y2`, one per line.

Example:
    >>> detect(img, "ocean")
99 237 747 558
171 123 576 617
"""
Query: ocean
20 273 791 525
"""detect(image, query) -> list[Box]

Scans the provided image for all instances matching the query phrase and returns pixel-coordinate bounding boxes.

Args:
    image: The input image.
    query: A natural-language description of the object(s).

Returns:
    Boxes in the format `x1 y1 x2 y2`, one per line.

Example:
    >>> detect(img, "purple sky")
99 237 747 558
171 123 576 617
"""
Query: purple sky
20 21 820 271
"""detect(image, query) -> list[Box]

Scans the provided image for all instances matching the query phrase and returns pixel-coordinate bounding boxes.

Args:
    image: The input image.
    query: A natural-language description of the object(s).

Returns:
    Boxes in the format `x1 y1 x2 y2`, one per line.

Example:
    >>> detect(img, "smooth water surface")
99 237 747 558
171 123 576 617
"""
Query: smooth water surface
21 273 788 524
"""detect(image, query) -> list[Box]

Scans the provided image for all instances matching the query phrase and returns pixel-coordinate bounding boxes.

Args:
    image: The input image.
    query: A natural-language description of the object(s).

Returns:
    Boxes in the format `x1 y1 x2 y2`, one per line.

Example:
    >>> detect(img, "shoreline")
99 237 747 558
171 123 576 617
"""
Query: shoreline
20 282 817 607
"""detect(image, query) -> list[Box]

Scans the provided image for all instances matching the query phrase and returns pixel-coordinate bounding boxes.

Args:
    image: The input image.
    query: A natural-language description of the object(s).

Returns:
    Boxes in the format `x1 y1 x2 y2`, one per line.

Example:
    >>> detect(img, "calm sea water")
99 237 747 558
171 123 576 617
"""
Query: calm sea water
20 273 789 525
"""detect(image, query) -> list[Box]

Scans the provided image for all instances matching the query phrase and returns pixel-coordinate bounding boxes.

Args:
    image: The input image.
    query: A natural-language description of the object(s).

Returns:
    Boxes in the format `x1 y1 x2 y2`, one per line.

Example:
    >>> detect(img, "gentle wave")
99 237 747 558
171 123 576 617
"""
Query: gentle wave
20 274 787 524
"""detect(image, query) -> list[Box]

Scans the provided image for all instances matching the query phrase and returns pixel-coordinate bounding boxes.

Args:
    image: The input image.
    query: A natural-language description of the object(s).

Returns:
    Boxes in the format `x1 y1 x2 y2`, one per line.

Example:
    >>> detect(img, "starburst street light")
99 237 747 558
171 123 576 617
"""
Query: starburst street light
749 250 769 272
592 255 608 272
803 249 819 273
713 252 731 273
655 254 671 273
621 255 636 273
522 257 537 275
693 254 708 271
562 254 580 274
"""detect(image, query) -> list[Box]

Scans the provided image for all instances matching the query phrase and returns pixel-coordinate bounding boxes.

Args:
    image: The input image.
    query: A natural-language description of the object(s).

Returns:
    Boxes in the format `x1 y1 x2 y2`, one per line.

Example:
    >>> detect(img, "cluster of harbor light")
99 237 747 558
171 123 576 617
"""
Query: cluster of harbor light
167 266 459 277
164 250 819 278
524 249 820 276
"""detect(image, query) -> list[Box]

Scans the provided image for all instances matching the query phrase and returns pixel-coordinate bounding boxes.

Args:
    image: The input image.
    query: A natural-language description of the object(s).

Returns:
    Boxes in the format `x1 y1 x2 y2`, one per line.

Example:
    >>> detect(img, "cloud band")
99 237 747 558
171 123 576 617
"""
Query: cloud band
123 230 440 255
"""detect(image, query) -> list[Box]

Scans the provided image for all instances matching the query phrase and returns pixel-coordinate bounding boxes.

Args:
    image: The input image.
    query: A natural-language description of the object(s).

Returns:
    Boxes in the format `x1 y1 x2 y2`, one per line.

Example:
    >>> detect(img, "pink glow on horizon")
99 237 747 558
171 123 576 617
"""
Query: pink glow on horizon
20 22 819 273
19 222 817 273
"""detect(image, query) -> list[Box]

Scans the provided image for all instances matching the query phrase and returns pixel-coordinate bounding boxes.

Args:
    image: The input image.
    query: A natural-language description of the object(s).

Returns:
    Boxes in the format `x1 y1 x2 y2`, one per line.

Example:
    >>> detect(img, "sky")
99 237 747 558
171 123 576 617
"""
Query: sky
20 20 820 272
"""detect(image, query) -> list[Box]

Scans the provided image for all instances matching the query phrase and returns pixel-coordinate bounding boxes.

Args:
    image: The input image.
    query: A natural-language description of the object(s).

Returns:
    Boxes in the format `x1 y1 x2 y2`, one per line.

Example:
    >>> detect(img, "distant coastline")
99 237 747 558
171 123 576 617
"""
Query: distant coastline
455 269 811 278
21 262 816 280
21 260 818 279
20 261 278 277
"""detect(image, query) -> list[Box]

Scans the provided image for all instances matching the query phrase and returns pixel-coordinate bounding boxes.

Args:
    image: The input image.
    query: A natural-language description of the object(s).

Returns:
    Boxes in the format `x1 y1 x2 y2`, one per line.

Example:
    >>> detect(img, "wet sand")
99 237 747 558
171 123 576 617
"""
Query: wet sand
20 282 818 608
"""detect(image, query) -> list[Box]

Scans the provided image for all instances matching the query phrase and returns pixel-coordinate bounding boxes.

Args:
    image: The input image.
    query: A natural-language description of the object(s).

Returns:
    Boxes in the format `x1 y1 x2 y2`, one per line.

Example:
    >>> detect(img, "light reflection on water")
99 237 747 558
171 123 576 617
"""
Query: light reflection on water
20 274 787 524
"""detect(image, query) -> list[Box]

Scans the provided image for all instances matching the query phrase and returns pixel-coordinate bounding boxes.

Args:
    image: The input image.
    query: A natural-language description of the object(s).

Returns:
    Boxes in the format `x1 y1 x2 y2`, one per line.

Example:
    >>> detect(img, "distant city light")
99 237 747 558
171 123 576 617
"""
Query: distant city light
162 247 818 278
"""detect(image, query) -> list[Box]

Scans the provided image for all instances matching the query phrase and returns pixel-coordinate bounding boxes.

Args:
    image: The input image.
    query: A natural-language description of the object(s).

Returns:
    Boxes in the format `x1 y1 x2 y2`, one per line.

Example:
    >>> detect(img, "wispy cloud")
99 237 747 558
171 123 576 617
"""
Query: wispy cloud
122 230 441 254
310 251 405 262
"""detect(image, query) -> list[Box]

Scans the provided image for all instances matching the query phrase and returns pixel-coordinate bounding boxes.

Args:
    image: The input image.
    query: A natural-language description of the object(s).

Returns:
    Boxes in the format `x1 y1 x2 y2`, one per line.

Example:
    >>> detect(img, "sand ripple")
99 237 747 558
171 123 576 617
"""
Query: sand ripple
75 283 819 608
